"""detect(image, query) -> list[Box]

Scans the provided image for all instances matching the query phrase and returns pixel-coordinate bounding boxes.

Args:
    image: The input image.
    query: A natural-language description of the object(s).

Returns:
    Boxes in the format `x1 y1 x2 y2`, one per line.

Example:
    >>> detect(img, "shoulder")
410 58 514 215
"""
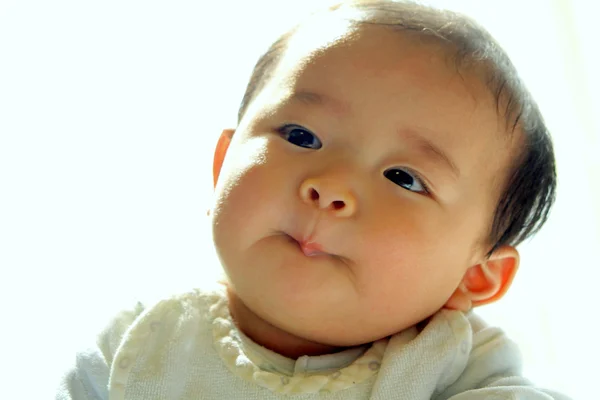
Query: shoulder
431 310 571 400
430 309 523 384
445 310 523 371
95 300 146 367
56 301 147 400
57 286 228 399
98 285 225 367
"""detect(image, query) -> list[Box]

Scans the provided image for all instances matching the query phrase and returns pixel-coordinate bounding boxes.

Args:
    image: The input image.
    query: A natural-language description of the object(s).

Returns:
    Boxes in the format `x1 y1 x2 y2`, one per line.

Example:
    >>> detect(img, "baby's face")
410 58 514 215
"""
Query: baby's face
211 26 516 346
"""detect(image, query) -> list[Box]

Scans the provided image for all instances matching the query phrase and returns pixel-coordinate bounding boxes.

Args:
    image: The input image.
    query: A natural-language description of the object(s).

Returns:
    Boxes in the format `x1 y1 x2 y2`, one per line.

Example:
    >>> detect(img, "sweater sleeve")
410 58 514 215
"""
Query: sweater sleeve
55 302 145 400
436 313 571 400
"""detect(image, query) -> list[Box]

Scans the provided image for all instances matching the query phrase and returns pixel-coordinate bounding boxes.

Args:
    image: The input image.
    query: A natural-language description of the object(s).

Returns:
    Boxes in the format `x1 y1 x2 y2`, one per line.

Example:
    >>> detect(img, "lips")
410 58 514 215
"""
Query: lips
298 241 328 257
286 233 330 257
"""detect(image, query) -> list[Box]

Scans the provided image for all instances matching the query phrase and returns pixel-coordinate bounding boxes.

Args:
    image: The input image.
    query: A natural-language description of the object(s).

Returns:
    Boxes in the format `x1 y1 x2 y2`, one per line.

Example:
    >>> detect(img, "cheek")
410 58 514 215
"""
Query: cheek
215 137 272 204
360 200 446 256
360 220 468 314
212 139 290 247
356 202 472 285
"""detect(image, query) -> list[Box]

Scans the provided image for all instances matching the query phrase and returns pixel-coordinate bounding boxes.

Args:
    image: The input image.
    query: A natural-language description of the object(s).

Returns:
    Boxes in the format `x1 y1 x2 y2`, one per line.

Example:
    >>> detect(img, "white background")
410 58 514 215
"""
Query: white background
1 0 598 398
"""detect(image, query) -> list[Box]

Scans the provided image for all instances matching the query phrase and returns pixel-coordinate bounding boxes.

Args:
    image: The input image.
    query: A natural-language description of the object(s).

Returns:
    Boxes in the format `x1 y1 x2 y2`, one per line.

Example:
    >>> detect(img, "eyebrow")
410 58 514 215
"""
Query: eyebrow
401 129 460 179
291 90 350 116
290 90 460 178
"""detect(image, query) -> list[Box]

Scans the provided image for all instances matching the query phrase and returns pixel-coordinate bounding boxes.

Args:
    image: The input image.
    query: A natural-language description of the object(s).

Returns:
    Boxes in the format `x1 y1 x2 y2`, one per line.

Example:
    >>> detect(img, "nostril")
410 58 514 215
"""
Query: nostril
332 200 345 210
309 188 320 201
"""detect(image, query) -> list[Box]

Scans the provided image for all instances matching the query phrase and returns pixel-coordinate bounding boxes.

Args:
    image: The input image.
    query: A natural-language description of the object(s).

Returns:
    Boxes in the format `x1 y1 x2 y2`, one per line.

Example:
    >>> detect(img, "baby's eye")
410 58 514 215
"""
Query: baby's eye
278 124 322 149
384 167 429 194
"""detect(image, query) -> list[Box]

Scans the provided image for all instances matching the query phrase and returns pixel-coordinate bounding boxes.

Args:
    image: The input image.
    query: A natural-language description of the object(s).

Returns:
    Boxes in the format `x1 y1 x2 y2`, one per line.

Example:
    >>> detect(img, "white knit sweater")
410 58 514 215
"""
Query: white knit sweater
56 283 570 399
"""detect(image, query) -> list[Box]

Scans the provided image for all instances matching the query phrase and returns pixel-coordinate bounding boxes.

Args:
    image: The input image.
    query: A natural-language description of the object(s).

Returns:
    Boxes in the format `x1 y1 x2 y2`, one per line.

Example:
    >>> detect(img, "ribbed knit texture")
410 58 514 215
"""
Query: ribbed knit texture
57 283 571 399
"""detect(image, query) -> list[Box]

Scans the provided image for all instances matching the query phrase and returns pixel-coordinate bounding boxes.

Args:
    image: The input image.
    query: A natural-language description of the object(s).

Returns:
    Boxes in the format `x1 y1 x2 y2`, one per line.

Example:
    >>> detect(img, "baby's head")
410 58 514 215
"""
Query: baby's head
209 0 556 349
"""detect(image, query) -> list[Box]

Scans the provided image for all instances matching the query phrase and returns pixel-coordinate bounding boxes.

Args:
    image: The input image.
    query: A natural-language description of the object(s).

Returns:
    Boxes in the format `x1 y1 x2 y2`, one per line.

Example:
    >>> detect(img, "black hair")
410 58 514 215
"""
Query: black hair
236 0 556 257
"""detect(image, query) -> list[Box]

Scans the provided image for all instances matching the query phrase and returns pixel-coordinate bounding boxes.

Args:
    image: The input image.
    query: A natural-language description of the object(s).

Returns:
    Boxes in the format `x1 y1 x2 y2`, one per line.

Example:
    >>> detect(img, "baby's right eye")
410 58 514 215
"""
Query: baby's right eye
278 124 322 149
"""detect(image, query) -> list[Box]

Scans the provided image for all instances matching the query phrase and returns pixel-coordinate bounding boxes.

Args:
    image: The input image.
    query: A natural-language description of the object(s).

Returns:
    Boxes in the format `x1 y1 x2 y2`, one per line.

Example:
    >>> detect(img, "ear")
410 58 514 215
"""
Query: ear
444 245 519 311
213 129 235 188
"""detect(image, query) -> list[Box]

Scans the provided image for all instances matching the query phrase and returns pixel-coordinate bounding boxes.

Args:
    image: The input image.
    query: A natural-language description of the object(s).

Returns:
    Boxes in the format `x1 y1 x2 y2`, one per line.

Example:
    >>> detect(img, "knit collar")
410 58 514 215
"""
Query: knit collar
207 285 389 394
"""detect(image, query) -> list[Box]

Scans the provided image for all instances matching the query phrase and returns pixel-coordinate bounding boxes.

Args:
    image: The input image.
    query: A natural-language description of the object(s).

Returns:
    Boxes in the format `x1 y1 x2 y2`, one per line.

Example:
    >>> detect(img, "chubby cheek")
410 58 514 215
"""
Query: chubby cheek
212 138 288 251
356 206 471 313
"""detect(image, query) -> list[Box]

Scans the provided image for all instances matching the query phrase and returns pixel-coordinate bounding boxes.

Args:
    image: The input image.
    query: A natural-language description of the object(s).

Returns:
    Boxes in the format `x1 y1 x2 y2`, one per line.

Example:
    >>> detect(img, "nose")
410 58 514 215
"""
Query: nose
299 177 357 218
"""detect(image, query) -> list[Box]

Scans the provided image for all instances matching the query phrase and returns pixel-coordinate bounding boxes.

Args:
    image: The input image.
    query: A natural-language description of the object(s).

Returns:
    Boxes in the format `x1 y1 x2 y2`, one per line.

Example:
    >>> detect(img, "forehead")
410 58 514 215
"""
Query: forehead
256 25 515 157
264 26 491 120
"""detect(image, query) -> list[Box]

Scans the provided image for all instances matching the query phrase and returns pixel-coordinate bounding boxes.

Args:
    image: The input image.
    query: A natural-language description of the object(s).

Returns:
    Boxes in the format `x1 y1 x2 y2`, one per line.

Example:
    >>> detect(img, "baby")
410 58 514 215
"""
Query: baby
57 1 571 399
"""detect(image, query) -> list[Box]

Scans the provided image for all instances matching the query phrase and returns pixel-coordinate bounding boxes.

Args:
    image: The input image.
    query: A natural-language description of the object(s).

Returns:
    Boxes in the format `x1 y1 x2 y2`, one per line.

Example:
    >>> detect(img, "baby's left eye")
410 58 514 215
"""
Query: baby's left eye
278 124 322 149
384 168 429 194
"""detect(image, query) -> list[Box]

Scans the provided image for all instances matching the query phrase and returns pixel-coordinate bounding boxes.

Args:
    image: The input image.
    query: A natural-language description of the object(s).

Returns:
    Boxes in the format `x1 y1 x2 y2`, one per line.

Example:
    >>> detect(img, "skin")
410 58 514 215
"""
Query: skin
210 25 520 359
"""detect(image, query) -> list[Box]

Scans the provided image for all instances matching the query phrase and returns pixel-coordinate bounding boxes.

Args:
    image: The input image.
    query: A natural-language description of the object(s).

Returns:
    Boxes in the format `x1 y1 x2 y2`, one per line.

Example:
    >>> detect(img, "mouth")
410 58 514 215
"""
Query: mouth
298 241 328 257
285 233 330 257
281 232 351 267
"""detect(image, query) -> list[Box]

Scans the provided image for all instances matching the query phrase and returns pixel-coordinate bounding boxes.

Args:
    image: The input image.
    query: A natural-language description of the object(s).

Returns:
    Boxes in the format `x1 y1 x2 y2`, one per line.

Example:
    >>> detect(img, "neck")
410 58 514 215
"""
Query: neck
225 285 348 359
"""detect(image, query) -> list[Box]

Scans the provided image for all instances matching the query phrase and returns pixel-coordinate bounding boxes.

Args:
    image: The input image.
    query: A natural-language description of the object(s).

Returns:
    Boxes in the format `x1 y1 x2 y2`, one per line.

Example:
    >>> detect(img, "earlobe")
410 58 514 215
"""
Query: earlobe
445 245 519 311
213 129 235 188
